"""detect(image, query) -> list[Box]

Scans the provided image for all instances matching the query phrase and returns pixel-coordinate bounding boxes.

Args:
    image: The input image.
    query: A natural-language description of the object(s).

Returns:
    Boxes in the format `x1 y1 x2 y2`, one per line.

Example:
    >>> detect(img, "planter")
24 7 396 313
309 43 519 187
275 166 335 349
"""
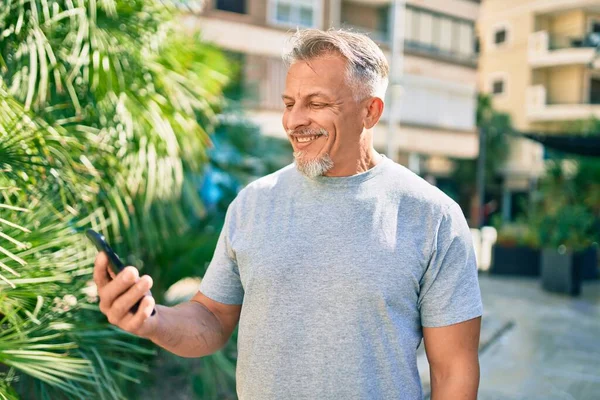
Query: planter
541 248 582 296
490 245 541 277
575 246 599 281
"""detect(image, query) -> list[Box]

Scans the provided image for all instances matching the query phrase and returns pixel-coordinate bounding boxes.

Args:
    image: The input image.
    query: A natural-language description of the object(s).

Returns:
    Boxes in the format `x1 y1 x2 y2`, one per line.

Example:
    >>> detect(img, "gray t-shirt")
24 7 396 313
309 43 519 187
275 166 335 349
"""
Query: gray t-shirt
200 156 483 400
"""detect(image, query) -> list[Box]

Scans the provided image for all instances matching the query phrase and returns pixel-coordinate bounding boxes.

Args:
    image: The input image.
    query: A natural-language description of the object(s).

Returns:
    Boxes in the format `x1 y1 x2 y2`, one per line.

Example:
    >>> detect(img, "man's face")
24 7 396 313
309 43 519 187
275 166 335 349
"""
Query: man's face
282 55 367 177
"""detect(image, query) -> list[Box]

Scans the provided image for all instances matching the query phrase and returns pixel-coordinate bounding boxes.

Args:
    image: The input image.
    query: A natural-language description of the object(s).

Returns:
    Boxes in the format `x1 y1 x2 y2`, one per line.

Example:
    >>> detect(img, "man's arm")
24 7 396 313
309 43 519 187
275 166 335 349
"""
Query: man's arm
147 292 241 358
94 252 241 358
423 316 481 400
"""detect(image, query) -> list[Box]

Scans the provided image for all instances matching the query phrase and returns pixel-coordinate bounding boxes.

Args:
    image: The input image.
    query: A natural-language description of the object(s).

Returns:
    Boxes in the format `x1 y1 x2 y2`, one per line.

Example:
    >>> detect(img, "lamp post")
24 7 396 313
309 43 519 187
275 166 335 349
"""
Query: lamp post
386 0 406 160
476 126 487 228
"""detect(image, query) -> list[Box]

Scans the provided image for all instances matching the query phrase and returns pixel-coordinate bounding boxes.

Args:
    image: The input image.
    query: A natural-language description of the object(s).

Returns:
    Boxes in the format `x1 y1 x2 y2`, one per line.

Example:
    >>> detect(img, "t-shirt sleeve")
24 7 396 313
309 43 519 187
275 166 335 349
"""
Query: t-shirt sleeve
418 202 483 328
199 201 244 305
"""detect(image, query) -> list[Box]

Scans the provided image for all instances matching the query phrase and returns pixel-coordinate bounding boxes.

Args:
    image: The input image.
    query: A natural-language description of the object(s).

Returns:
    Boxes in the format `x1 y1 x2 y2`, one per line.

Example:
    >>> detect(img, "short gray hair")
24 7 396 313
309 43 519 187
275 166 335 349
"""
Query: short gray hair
283 29 389 101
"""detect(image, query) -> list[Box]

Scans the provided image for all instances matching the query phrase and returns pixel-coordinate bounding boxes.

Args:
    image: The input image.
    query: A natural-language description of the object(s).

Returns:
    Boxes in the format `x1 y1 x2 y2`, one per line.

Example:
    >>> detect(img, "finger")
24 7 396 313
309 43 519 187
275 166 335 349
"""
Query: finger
93 252 111 289
98 266 139 314
121 295 156 336
107 275 153 324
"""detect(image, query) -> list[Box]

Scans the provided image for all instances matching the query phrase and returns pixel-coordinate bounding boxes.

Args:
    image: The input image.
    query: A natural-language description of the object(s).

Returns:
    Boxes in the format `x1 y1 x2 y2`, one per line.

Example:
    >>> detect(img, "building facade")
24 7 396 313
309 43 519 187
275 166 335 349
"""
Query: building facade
478 0 600 219
181 0 481 179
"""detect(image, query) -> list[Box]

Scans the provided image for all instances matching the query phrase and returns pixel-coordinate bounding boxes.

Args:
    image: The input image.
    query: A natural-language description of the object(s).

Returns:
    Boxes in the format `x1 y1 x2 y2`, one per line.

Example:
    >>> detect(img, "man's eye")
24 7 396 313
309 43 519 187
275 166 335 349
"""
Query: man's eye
284 104 294 109
311 103 325 108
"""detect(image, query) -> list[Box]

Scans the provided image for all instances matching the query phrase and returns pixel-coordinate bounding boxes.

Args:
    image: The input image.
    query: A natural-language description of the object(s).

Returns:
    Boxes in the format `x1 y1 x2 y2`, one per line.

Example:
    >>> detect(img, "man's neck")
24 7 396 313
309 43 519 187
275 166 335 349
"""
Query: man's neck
323 148 383 177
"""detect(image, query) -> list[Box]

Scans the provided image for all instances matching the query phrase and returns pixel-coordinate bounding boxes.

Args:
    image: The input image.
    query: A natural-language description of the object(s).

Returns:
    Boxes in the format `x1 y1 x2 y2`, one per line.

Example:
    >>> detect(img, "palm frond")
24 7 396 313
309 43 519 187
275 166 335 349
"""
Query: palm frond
1 1 237 398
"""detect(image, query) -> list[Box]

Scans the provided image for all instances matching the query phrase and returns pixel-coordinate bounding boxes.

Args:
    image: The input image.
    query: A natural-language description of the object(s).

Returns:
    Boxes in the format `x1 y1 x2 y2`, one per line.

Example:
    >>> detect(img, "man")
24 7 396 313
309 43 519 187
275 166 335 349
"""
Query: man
94 29 482 399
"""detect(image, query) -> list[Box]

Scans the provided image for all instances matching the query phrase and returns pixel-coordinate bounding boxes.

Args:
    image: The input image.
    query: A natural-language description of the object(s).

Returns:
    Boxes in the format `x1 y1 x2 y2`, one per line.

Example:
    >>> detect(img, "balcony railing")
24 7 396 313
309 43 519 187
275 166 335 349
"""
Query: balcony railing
339 23 390 45
550 32 600 50
404 40 477 66
339 23 477 66
385 74 477 131
529 30 599 68
526 85 600 121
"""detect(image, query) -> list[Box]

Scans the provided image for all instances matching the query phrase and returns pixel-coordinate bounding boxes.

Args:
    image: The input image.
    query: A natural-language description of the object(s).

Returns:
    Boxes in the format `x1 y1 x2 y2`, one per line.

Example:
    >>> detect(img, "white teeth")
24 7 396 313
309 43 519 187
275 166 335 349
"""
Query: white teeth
297 136 318 143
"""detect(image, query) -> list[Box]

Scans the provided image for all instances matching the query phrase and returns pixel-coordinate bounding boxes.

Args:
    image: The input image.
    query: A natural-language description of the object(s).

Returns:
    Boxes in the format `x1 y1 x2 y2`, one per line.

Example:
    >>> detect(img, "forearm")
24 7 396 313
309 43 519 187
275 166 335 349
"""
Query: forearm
430 362 479 400
147 301 226 358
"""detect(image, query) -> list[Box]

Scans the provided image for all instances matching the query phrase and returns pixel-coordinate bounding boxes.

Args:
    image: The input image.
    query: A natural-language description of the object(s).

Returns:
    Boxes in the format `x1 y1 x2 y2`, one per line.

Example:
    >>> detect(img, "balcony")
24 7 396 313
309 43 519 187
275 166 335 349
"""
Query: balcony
383 74 477 131
340 2 477 66
339 23 390 45
180 15 291 58
526 85 600 121
531 0 600 14
529 31 600 68
343 0 391 4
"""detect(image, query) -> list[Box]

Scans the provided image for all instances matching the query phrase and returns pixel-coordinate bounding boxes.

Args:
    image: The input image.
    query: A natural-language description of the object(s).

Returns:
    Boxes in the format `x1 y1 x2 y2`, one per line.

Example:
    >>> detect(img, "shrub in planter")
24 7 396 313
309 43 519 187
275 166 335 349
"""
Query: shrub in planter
576 246 599 280
537 205 597 295
491 224 541 276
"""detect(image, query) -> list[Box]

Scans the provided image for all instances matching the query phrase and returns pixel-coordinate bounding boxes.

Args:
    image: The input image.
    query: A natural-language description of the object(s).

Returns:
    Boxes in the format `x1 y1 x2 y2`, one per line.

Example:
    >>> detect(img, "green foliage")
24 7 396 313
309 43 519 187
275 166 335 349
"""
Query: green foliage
495 223 540 249
558 117 600 136
453 95 511 184
0 82 155 400
450 94 511 210
0 0 236 398
528 158 600 252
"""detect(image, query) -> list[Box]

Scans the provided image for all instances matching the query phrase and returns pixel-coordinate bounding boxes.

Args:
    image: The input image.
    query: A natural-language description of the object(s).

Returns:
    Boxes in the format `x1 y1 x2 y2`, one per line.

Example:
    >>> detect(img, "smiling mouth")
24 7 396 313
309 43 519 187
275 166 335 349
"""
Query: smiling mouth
296 135 321 143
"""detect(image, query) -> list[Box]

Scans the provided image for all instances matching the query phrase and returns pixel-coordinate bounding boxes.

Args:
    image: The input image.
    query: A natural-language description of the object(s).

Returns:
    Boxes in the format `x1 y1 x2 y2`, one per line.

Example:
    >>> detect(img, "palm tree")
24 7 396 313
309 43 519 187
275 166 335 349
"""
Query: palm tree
0 0 233 398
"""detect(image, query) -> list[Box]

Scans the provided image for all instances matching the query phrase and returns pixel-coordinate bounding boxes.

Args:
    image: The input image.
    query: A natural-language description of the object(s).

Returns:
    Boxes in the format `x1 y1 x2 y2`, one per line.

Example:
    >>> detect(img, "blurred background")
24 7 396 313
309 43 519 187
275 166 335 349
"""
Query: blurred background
0 0 599 399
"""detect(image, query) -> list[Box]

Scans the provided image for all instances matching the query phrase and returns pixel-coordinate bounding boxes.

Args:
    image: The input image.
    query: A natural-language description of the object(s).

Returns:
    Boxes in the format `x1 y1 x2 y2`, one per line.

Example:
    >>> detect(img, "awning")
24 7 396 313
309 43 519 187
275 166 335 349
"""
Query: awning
510 131 600 157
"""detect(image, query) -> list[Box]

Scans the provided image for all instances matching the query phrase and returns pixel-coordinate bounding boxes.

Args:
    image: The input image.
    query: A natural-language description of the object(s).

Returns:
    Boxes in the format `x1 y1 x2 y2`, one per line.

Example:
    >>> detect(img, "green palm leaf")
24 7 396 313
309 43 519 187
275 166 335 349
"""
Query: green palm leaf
1 0 235 398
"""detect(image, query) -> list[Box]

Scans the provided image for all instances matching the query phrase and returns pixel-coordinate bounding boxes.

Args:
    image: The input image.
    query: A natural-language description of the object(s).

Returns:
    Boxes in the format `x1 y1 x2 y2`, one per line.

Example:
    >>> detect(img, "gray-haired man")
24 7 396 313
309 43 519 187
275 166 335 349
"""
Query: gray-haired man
94 29 482 399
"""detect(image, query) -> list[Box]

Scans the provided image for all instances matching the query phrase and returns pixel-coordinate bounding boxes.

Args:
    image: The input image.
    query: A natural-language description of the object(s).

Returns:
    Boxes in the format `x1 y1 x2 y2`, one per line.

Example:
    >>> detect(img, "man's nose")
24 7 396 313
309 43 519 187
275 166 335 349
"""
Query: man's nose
285 106 311 131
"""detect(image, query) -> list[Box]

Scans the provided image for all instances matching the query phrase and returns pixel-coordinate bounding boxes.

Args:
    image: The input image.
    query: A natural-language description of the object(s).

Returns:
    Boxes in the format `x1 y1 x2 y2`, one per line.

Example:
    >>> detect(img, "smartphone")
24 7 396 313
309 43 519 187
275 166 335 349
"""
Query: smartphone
86 229 155 316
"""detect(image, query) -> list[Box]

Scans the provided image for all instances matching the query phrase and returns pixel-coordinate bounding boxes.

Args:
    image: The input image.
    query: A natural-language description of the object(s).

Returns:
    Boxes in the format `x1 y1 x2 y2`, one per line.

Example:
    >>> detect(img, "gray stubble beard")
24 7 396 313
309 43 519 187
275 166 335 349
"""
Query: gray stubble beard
288 127 334 178
293 151 334 178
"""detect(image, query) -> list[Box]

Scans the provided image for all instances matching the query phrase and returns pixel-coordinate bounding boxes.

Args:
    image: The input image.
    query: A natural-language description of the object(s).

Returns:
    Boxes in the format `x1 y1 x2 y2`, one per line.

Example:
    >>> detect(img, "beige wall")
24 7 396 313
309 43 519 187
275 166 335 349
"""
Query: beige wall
478 0 600 179
547 66 585 104
203 0 266 25
407 0 479 22
248 0 269 25
341 3 380 32
531 69 548 87
535 15 551 31
550 10 586 47
479 0 540 177
477 7 533 130
480 0 533 17
204 0 332 29
404 54 476 85
480 0 600 24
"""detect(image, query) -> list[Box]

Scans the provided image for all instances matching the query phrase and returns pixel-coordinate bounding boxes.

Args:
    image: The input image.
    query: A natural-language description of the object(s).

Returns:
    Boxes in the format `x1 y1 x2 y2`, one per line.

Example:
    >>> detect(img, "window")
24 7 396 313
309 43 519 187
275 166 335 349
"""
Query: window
216 0 245 14
439 18 453 53
404 8 417 43
458 23 474 56
590 77 600 104
269 0 320 28
403 5 476 63
418 12 434 48
494 28 507 45
377 6 390 39
492 79 505 95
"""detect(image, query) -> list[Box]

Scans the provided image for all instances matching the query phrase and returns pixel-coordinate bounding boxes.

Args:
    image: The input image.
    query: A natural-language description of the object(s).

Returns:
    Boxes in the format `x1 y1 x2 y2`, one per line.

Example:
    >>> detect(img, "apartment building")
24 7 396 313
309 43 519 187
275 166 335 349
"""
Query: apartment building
181 0 480 180
478 0 600 218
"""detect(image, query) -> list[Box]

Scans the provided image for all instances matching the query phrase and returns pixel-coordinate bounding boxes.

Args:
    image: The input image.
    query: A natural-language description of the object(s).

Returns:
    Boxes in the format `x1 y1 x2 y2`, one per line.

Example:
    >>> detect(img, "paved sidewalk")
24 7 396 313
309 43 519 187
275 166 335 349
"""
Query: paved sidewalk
419 274 600 399
475 274 600 400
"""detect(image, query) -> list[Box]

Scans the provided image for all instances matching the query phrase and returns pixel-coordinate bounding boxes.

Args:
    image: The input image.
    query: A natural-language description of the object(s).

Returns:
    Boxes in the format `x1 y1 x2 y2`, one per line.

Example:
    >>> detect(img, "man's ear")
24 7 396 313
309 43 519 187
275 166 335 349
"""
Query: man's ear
364 97 385 129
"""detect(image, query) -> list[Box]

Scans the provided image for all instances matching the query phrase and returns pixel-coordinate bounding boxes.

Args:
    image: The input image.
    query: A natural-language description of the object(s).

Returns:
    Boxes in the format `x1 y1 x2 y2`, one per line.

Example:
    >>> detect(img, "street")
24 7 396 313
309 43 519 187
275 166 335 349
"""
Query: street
419 274 600 399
